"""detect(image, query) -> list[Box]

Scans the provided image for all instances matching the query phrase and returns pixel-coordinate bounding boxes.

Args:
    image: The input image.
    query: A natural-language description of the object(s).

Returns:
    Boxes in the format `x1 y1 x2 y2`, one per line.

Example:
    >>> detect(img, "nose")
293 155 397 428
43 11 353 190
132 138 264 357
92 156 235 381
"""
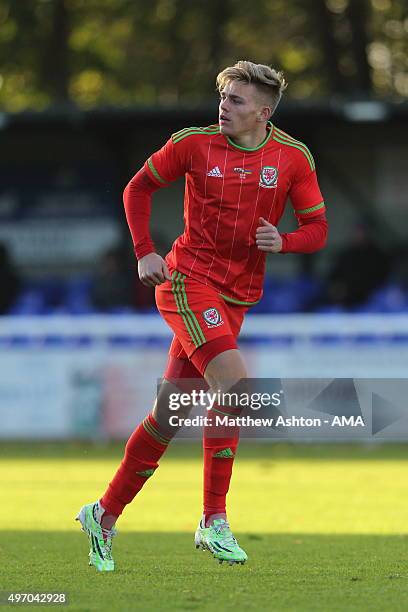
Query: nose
219 98 229 113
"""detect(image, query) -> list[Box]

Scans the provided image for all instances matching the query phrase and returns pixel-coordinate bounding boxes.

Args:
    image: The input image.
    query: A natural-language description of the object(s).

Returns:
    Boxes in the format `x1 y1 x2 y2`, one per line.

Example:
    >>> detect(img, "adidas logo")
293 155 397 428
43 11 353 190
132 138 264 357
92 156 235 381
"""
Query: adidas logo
136 468 156 478
213 448 234 458
207 166 223 178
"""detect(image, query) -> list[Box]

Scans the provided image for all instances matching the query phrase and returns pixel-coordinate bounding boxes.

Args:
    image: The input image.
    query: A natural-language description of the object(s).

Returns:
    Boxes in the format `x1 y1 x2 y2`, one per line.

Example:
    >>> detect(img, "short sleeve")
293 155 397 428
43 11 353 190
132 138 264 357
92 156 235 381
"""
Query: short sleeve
144 137 188 186
289 151 325 219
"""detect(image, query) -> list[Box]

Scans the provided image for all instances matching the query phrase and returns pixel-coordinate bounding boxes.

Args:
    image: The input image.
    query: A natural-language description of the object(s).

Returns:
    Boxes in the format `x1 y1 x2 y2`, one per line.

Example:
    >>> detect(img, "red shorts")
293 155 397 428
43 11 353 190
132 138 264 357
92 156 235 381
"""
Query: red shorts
155 270 248 376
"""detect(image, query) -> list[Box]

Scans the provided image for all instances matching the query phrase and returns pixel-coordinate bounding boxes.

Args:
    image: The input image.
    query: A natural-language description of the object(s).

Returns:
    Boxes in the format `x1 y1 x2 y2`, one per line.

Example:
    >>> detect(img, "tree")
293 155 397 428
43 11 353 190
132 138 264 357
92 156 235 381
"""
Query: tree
0 0 406 111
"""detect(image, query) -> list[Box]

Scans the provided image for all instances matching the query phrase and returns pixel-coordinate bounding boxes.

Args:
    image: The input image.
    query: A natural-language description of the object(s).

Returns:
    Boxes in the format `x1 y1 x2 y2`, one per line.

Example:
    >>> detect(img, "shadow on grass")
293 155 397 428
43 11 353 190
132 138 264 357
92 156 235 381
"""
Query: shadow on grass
1 532 408 611
1 441 408 462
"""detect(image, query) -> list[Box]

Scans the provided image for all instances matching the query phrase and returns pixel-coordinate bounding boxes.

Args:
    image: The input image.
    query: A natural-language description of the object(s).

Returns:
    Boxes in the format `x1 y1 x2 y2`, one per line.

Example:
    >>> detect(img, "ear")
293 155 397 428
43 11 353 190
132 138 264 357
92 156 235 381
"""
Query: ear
257 106 272 122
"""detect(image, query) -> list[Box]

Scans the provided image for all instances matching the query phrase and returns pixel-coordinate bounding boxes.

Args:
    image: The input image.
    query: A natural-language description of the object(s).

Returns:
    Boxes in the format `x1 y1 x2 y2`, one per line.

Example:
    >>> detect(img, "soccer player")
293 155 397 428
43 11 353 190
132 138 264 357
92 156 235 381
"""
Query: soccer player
76 60 328 571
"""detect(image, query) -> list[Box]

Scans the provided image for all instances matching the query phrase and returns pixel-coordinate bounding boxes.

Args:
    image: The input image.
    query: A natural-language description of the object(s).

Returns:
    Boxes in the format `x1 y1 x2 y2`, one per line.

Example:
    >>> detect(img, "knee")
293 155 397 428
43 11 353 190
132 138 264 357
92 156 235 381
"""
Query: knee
154 379 203 422
217 377 250 413
204 349 247 393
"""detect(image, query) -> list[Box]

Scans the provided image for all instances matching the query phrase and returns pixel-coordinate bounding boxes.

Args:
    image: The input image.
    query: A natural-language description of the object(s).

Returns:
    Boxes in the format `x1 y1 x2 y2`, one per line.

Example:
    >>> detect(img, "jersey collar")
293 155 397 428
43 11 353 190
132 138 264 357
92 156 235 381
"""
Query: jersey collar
225 121 274 152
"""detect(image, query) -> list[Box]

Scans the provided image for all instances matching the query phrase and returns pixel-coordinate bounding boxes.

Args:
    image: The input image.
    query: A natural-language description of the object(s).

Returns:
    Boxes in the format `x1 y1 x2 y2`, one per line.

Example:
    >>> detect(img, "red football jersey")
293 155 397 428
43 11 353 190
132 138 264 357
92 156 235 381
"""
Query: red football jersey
144 122 324 305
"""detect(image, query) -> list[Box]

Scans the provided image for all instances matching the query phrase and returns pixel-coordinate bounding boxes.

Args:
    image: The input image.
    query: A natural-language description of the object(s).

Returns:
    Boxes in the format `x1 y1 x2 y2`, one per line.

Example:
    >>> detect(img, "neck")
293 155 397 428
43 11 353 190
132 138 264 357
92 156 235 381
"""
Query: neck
230 123 269 149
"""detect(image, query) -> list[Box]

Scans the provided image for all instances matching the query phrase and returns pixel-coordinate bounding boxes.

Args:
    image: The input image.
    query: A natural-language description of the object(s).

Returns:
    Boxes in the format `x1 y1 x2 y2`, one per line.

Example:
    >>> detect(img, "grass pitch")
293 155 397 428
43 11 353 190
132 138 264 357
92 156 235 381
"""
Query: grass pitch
2 442 408 611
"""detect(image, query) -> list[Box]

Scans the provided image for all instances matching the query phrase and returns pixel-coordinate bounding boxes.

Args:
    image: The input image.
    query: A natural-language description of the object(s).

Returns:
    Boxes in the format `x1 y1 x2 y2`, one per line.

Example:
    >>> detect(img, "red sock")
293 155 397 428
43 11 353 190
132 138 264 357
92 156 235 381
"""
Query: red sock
203 406 240 519
100 413 172 517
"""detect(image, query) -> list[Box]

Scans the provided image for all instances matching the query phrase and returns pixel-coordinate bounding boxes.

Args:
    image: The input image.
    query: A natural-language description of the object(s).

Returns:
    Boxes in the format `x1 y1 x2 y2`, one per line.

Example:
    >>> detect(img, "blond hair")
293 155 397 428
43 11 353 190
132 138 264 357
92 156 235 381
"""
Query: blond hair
216 60 287 114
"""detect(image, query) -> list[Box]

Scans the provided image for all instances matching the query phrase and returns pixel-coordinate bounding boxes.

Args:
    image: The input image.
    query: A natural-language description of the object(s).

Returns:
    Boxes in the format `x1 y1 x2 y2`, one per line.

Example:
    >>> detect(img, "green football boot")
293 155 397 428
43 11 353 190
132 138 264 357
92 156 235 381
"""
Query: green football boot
76 501 116 572
195 517 248 565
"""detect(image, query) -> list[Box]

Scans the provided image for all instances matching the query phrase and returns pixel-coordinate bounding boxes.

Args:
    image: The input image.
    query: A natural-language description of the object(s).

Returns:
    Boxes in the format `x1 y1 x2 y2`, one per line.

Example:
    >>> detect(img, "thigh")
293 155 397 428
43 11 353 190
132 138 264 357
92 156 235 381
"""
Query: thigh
168 335 188 360
204 348 247 392
155 270 234 360
224 302 249 338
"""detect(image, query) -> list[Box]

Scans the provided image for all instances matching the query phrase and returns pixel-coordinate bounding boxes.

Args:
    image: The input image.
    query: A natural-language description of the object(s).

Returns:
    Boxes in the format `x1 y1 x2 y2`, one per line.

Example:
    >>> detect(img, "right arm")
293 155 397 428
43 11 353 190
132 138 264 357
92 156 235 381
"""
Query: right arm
123 139 186 287
123 167 171 286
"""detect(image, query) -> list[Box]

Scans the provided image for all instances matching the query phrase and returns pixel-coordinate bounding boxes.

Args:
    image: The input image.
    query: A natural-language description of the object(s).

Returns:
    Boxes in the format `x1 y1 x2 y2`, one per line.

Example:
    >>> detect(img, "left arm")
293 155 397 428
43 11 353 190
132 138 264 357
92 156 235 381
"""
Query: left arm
256 148 328 254
280 212 328 253
256 213 328 254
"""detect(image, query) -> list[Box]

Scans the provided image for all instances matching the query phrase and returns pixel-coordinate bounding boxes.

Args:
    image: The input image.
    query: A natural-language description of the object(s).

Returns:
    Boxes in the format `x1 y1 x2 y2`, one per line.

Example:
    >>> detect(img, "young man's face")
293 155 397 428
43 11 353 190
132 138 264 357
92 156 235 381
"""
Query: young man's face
218 81 271 139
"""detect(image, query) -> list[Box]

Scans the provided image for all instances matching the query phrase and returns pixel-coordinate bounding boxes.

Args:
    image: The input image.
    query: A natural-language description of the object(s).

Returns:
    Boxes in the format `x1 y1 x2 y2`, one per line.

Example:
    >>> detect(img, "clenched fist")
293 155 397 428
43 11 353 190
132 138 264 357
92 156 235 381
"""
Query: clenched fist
256 217 283 253
138 252 172 287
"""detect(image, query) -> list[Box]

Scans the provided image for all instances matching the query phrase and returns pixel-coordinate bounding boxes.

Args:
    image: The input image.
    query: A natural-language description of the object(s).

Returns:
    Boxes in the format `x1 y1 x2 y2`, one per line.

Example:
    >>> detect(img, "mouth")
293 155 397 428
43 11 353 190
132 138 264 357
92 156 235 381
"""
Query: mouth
219 115 230 124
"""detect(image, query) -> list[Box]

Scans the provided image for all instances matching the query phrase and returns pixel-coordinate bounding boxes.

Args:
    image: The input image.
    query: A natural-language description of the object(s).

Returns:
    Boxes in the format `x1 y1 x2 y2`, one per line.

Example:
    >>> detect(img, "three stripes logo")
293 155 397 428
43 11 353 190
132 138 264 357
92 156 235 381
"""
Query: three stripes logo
136 468 156 478
207 166 223 178
171 272 206 349
213 448 235 458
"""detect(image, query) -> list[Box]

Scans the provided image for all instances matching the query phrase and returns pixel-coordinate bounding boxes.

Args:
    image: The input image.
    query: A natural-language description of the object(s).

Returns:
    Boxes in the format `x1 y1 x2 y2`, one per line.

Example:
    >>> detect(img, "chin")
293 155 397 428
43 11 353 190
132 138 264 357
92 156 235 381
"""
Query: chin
219 123 234 136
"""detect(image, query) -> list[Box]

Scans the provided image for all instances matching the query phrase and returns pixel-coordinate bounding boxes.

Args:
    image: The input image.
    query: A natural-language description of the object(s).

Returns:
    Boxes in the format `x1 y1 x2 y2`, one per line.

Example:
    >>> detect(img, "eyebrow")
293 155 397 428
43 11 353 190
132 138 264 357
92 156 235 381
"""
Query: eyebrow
221 92 245 102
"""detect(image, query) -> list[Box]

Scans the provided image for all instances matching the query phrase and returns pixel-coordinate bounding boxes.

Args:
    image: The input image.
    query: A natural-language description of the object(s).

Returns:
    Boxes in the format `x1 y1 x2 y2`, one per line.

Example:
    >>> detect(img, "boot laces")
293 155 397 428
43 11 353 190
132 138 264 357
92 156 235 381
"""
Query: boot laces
100 527 117 559
214 521 236 547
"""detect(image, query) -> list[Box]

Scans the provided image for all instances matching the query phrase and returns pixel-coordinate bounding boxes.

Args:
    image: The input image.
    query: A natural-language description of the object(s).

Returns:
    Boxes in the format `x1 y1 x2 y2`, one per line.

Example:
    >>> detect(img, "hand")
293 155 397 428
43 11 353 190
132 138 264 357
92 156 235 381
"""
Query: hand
256 217 282 253
138 253 172 287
